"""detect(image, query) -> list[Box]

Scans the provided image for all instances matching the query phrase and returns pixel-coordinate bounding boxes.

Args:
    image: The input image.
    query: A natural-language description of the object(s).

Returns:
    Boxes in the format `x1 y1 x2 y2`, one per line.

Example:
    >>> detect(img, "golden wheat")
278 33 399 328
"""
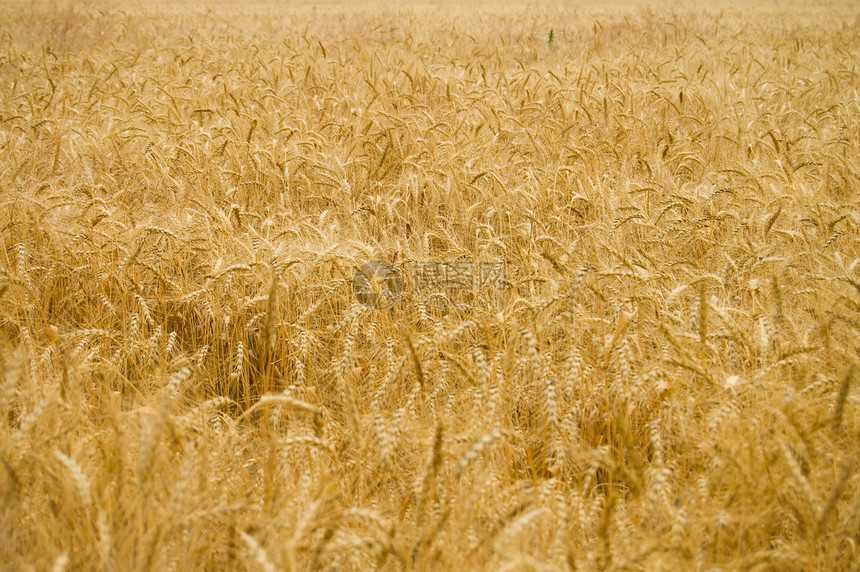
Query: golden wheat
1 0 860 569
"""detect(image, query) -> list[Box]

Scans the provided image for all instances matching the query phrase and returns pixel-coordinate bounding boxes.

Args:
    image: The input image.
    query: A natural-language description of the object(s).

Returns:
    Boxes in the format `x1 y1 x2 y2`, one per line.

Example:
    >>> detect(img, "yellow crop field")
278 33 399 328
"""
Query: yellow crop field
2 0 860 569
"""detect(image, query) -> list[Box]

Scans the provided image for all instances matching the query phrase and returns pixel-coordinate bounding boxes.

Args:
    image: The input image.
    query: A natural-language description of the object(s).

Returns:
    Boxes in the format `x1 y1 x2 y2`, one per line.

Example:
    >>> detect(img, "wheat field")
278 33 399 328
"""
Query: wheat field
2 0 860 570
